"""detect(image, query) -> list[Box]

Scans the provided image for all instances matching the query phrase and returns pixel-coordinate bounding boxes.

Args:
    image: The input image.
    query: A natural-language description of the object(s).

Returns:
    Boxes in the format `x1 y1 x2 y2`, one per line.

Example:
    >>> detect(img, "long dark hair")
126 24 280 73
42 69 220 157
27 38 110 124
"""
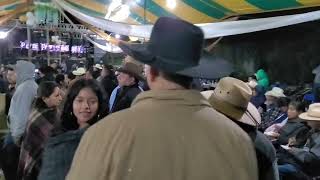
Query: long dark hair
60 79 108 131
34 81 59 110
289 101 306 112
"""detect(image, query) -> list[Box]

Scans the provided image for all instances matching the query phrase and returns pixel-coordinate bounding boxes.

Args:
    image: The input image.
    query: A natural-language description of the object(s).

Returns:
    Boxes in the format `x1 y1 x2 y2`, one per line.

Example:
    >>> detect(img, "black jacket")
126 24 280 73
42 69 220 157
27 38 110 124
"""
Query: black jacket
278 120 310 147
237 122 279 180
100 75 117 98
110 83 142 113
38 128 86 180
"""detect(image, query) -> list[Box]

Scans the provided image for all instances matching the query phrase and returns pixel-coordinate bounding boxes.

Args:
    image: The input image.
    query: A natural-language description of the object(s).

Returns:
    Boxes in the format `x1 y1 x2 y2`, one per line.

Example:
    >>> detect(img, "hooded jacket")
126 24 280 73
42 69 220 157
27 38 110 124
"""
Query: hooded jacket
8 61 38 143
255 69 269 90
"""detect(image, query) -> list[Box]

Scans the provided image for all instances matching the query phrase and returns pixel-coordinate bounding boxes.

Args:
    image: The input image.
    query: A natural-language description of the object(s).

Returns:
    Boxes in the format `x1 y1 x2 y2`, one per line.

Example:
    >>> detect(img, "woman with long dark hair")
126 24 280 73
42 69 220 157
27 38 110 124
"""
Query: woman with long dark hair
38 79 108 180
17 81 62 180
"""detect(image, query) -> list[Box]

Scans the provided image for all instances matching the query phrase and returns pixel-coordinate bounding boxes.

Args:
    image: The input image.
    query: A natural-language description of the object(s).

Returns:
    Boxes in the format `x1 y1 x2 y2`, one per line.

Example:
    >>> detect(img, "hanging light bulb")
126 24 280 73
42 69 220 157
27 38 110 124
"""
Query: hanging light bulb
166 0 176 9
129 36 139 41
105 0 130 22
0 31 8 39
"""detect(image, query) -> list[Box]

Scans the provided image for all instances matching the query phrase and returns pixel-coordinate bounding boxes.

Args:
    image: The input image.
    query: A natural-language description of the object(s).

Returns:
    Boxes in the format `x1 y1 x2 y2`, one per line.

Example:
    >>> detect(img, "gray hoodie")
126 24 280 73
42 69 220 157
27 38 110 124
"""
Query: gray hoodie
8 60 38 143
313 65 320 84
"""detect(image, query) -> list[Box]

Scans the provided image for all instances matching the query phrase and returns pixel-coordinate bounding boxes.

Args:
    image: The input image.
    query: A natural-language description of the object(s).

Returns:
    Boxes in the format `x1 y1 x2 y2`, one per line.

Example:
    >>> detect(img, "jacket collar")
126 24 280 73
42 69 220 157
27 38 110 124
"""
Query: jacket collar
132 89 211 107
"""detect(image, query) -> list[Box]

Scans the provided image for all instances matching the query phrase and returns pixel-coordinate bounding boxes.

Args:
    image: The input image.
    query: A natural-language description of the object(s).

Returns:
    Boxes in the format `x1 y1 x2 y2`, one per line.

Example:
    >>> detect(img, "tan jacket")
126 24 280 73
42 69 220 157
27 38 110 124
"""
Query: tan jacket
67 90 258 180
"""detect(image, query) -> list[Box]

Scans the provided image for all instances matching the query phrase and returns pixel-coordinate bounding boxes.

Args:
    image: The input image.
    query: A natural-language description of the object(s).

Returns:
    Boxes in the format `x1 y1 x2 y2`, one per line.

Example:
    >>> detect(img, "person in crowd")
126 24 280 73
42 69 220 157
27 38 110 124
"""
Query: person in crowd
93 64 103 76
50 61 58 71
0 74 7 93
109 61 143 113
36 66 55 84
38 79 108 180
274 97 290 124
313 64 320 102
67 17 258 180
55 74 68 96
265 101 310 147
17 81 62 180
66 72 76 88
202 77 279 180
255 69 269 90
259 87 287 131
93 64 103 71
248 80 266 109
60 60 67 73
85 67 100 80
5 65 16 115
99 64 117 98
71 63 78 71
278 103 320 179
68 67 86 87
1 61 38 180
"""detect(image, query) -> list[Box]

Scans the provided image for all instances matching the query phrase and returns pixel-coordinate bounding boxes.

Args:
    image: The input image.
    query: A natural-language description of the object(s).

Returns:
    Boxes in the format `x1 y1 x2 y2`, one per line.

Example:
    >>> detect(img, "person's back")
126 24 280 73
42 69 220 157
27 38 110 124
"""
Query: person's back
67 90 257 180
67 17 257 180
249 129 278 180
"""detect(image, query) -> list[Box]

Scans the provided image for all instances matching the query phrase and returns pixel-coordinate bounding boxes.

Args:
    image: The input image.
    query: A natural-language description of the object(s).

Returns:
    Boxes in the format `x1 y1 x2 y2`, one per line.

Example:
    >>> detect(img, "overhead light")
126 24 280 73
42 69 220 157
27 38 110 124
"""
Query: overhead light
0 31 8 39
105 0 130 22
115 34 121 39
129 36 139 41
166 0 176 9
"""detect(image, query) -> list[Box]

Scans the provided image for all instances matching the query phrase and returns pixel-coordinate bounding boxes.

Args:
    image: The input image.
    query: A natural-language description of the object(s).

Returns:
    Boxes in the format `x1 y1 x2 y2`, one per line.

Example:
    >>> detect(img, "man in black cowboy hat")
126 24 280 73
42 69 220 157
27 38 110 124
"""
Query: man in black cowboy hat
67 17 258 180
109 59 143 113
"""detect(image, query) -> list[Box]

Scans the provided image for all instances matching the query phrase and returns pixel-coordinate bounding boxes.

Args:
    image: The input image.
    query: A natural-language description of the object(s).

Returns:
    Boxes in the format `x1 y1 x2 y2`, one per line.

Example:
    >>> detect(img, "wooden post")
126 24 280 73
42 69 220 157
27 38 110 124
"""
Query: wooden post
27 26 32 62
46 28 50 66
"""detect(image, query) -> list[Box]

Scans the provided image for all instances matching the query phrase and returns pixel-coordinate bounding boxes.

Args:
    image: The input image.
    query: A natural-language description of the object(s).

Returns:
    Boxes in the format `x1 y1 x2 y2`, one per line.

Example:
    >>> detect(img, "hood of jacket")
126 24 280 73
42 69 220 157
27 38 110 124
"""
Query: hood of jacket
16 60 35 86
255 69 268 81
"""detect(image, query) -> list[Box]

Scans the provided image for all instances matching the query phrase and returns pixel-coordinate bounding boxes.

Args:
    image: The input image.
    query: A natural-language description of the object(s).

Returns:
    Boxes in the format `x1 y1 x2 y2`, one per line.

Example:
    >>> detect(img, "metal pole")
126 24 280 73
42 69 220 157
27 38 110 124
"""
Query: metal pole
27 26 32 61
46 27 50 66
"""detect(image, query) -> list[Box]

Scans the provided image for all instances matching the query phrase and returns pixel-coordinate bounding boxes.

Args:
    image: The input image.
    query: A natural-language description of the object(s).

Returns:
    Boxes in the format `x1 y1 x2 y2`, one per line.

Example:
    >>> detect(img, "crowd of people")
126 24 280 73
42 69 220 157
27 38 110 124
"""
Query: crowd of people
0 17 319 180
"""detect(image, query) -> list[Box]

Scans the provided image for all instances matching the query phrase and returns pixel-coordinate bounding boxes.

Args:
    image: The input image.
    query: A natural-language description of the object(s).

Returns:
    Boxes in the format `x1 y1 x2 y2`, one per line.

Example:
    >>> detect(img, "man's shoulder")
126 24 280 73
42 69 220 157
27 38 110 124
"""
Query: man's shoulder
90 109 135 128
18 80 38 88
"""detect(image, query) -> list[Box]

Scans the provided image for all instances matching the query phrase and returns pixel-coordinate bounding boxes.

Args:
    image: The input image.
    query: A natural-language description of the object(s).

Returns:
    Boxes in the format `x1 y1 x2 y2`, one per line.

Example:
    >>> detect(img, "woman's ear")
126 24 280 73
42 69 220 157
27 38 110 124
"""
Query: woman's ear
42 97 47 103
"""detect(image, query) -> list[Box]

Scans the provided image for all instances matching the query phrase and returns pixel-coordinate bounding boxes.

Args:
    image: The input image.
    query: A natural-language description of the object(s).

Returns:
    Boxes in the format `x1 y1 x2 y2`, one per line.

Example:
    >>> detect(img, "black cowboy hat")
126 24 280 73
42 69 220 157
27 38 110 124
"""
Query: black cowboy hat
118 17 204 76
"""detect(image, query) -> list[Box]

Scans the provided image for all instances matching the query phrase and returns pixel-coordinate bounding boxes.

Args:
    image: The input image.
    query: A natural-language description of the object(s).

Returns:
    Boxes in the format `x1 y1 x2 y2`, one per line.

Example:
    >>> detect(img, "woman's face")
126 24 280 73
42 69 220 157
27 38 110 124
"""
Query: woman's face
43 87 62 108
287 105 301 120
73 87 99 128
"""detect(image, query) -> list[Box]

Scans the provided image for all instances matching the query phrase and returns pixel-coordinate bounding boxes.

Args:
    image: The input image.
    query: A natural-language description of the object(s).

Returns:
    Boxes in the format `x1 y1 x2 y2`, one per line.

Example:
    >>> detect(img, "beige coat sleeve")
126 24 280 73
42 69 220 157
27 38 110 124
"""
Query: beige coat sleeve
66 117 133 180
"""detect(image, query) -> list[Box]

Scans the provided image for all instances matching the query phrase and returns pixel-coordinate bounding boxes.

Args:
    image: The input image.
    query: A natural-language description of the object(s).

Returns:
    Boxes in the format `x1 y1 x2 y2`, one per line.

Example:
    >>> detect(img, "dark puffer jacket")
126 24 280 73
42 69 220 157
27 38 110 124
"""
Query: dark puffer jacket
38 128 87 180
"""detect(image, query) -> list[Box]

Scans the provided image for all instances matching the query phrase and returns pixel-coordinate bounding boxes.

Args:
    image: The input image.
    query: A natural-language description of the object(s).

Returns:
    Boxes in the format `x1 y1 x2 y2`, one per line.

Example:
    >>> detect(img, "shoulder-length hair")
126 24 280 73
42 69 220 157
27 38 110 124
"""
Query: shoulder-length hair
34 81 59 110
60 79 108 131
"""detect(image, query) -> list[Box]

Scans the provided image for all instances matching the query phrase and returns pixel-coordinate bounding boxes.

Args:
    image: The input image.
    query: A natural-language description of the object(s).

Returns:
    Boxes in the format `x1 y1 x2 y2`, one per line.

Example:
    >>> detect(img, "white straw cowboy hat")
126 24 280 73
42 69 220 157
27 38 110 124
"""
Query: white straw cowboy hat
201 77 261 126
72 67 86 76
94 64 103 70
265 87 286 98
299 103 320 121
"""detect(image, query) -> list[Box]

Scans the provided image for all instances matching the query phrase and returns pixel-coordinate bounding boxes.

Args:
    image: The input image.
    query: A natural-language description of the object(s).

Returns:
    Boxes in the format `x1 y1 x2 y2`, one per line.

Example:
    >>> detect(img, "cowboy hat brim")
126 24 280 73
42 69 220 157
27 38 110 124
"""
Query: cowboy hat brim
265 91 286 98
202 91 260 126
299 112 320 121
209 90 245 121
239 103 261 126
119 42 198 77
